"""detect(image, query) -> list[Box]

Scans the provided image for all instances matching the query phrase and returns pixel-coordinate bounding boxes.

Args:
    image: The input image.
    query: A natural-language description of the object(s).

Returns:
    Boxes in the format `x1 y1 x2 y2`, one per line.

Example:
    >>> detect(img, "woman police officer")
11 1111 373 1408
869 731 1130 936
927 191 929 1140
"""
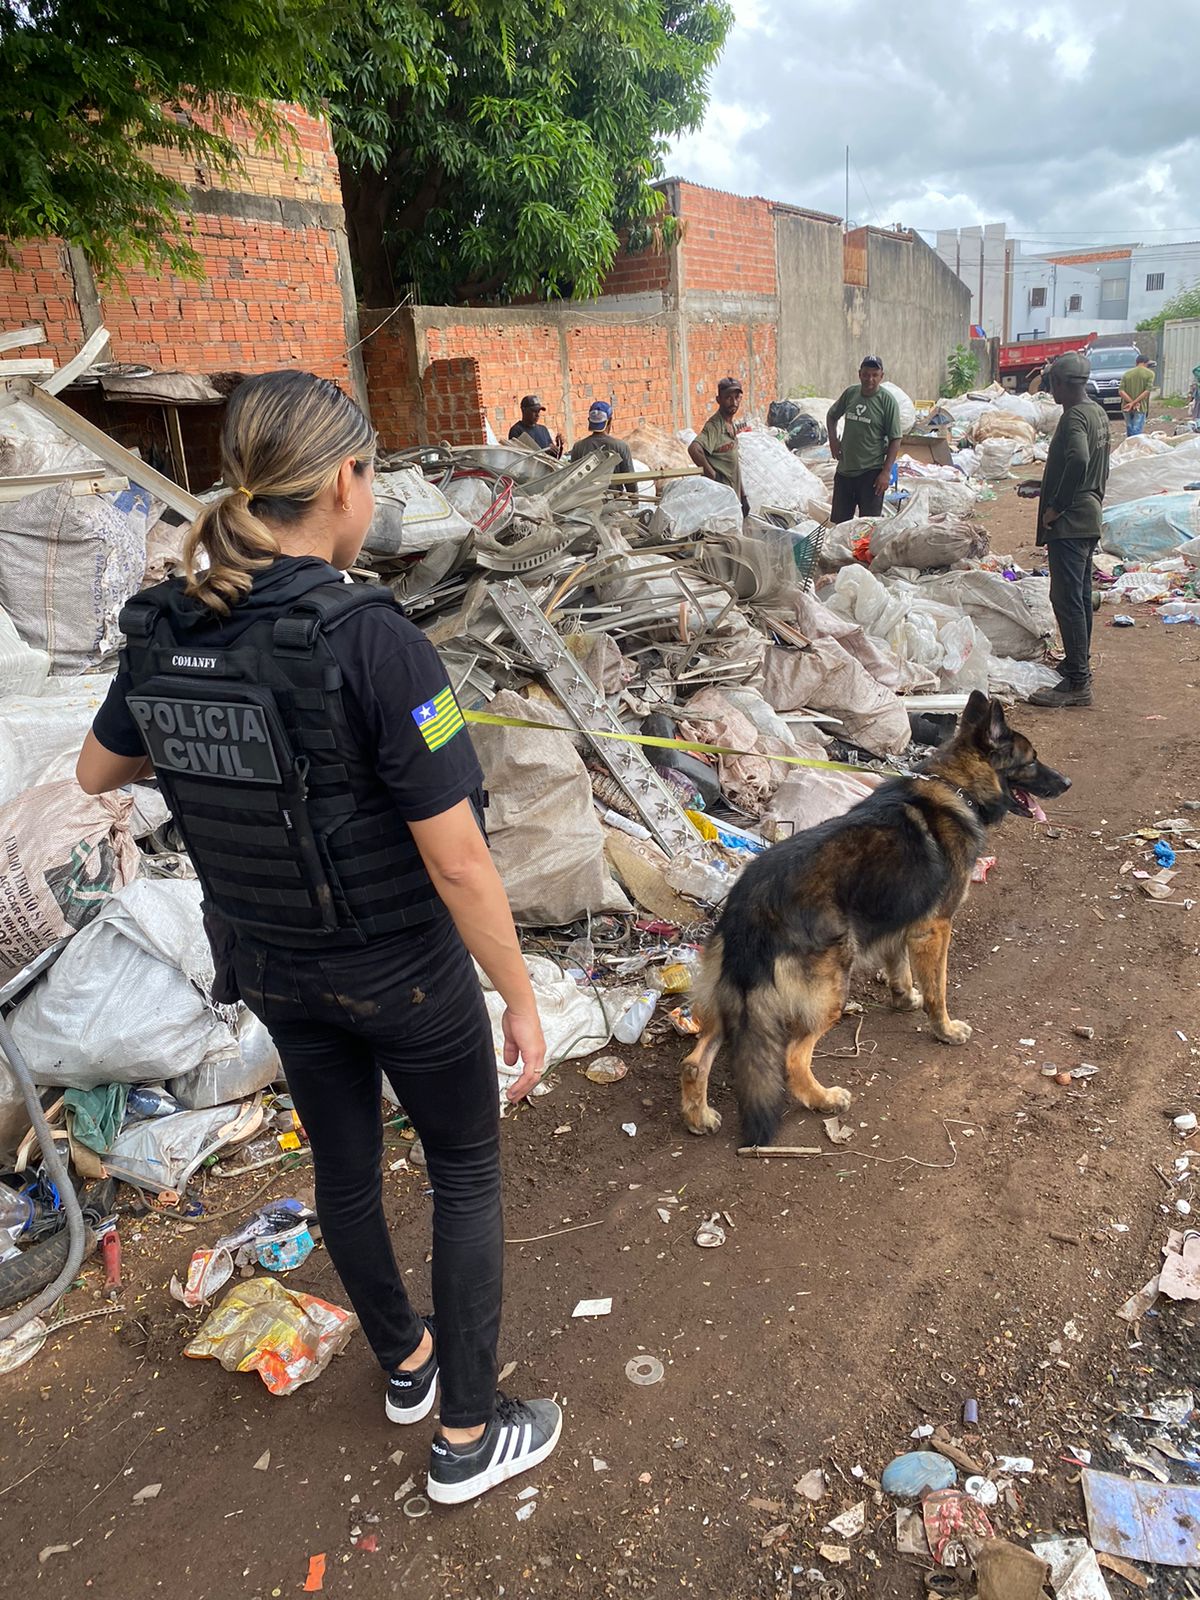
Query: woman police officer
77 371 561 1505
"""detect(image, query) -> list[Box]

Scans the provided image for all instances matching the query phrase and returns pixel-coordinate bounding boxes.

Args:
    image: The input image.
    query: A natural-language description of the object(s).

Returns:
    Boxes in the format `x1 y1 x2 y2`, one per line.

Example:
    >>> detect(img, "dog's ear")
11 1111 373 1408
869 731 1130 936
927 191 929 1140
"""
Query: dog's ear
960 690 990 734
987 697 1010 746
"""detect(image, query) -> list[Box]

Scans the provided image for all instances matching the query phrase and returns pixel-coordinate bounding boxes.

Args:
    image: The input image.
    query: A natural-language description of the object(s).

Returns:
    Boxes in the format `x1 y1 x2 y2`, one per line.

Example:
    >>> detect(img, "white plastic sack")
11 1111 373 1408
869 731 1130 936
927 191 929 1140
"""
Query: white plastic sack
478 955 631 1101
761 638 912 757
169 1011 281 1110
0 675 115 807
1110 433 1173 466
977 439 1016 480
7 879 238 1089
785 585 937 692
1105 437 1200 506
737 429 828 517
0 605 50 699
0 781 141 985
916 571 1054 660
825 565 990 691
882 382 916 436
0 484 155 674
993 394 1039 428
468 690 630 924
658 476 742 538
101 1100 263 1193
0 400 101 479
366 467 473 554
988 657 1062 701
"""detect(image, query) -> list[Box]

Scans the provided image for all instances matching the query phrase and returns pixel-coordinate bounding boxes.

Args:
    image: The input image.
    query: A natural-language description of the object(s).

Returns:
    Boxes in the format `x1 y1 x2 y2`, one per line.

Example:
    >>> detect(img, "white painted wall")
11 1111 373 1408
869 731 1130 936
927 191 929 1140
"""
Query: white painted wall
1127 242 1200 327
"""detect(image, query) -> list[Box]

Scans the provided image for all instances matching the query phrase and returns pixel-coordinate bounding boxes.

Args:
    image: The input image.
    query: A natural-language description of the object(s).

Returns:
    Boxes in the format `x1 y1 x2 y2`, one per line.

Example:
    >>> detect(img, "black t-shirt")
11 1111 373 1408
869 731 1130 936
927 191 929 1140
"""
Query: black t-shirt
508 420 554 451
92 557 484 826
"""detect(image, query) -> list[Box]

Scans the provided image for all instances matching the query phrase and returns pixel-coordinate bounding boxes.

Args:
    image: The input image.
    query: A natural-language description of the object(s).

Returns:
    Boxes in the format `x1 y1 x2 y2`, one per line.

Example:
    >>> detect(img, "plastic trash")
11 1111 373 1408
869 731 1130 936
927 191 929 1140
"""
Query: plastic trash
583 1055 628 1085
612 990 658 1044
625 1355 664 1386
880 1451 957 1498
125 1087 183 1120
184 1278 358 1395
1155 840 1177 868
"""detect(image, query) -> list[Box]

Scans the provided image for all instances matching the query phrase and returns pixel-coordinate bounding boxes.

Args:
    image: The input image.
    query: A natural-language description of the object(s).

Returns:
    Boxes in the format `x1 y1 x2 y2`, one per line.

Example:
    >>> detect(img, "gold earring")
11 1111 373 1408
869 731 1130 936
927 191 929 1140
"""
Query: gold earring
342 499 350 512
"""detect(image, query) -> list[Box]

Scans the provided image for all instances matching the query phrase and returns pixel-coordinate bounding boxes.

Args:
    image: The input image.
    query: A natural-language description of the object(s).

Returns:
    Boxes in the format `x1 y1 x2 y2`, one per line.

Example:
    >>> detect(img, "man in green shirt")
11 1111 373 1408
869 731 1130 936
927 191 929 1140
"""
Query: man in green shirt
1028 350 1111 709
689 376 749 516
826 355 903 521
1118 355 1154 437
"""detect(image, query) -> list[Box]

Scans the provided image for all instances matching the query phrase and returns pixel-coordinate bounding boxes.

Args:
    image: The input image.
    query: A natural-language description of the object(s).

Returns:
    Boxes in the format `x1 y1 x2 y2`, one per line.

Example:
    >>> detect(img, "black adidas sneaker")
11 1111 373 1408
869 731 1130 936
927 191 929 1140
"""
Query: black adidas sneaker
427 1395 562 1505
385 1322 438 1424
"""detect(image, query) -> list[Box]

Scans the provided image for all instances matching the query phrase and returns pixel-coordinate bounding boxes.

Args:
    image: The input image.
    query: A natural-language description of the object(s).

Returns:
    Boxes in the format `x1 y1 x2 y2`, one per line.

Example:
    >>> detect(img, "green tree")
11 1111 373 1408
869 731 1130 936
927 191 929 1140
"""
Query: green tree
0 1 344 278
1137 280 1200 332
332 1 732 305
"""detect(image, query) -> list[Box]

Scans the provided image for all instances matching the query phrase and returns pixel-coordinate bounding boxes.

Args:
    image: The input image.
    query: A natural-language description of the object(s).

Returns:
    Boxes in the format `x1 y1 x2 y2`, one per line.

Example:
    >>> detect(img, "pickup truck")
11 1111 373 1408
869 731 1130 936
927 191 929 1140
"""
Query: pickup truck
998 332 1095 392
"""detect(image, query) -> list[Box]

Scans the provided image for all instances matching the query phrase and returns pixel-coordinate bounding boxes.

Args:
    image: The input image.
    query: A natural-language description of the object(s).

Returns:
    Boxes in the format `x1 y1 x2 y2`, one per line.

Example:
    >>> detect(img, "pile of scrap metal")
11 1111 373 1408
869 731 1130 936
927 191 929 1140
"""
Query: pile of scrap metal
0 353 1064 1194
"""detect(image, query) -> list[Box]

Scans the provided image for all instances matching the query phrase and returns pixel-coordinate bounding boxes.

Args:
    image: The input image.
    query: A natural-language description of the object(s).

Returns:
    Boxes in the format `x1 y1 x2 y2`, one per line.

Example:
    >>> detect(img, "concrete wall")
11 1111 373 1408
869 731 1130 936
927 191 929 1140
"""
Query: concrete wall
776 217 969 402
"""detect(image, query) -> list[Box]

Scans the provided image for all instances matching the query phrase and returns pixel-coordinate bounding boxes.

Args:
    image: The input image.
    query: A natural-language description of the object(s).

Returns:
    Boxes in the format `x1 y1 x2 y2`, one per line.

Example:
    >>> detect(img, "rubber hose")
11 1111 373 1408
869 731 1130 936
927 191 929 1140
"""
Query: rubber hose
0 1012 87 1340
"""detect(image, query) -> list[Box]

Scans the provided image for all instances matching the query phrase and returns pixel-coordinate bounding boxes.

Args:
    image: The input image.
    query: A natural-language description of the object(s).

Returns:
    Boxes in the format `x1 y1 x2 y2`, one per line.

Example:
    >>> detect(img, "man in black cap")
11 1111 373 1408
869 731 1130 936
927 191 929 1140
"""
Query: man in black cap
826 356 903 522
508 395 563 457
689 377 749 516
1027 349 1110 709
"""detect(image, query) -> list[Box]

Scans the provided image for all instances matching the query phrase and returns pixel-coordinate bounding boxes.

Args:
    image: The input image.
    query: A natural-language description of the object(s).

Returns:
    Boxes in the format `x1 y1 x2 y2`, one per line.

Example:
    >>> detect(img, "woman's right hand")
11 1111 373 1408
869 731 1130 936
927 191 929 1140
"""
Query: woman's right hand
502 1008 547 1103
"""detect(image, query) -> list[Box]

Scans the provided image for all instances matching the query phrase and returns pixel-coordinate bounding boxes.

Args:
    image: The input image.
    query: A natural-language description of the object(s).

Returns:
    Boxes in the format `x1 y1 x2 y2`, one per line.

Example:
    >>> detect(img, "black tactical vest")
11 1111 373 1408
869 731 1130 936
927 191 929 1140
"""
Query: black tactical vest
119 580 441 946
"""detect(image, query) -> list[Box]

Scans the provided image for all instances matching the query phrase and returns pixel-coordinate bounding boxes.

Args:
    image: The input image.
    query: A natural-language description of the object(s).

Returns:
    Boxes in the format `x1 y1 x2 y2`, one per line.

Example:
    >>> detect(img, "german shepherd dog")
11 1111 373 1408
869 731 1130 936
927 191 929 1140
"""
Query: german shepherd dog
680 692 1070 1144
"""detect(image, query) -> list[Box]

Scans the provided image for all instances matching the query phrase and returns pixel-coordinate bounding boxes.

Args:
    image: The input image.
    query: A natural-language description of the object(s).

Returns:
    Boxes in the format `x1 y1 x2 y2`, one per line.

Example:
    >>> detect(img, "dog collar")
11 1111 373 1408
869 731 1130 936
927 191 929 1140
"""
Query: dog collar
911 772 984 818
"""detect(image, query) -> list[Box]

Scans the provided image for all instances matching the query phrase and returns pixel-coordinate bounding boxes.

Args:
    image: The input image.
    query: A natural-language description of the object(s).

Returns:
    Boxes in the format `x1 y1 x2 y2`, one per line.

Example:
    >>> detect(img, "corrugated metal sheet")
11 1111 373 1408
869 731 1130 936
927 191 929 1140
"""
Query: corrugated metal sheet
1162 316 1200 398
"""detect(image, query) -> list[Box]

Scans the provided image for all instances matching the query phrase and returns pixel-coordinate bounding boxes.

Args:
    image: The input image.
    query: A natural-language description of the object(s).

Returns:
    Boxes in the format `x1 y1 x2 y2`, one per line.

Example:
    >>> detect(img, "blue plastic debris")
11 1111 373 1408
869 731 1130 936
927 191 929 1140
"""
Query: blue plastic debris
880 1451 957 1499
1082 1468 1200 1567
1155 840 1177 869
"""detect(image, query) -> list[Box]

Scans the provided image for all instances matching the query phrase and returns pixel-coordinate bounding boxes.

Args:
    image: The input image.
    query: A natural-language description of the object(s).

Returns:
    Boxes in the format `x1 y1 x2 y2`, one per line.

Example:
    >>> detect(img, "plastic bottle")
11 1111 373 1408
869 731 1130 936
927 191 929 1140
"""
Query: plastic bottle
0 1186 35 1254
612 990 658 1045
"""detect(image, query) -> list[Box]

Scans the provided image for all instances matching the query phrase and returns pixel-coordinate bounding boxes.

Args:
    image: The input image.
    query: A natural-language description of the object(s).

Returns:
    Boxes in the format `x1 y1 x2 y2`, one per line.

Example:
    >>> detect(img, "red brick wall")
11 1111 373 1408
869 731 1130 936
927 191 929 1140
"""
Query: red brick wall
0 105 350 384
98 212 348 376
686 318 777 430
676 182 777 297
600 240 672 297
0 241 87 366
425 357 486 446
360 311 423 450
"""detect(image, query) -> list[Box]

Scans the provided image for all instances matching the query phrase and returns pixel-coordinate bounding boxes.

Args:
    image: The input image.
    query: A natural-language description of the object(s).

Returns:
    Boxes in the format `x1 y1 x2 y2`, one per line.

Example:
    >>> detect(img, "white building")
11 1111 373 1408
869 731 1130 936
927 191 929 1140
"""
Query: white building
936 224 1200 342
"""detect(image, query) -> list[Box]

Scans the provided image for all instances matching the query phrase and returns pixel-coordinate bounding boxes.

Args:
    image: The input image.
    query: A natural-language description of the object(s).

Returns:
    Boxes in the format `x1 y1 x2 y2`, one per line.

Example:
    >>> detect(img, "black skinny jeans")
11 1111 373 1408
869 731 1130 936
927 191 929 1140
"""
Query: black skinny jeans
233 907 502 1429
1046 536 1097 688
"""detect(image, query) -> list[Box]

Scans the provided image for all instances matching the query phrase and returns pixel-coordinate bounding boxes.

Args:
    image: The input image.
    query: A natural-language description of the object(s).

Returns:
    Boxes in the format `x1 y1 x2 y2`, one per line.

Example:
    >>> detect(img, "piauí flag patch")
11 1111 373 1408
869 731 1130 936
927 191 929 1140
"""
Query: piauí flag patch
411 686 465 752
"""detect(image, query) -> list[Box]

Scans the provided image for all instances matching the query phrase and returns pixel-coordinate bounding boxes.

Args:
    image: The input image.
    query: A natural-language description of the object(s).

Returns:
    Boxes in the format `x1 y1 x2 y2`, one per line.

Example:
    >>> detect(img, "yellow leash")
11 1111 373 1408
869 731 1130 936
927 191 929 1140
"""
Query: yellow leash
462 709 878 776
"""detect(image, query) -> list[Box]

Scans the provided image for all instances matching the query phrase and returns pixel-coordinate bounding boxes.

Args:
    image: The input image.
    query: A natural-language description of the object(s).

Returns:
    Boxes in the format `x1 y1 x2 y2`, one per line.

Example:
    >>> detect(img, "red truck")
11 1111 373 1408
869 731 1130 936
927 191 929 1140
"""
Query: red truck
997 332 1096 392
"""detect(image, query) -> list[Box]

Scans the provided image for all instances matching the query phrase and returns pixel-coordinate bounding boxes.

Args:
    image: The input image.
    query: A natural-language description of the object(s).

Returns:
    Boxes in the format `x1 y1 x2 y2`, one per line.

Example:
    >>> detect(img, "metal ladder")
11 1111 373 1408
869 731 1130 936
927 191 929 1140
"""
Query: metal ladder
487 578 701 857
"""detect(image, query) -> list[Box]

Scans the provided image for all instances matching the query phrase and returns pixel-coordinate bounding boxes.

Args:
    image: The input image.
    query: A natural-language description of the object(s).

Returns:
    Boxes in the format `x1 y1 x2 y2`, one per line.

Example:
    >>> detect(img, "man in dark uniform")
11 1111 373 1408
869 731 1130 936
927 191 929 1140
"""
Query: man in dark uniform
507 394 563 457
568 400 636 494
1029 350 1111 709
826 355 903 522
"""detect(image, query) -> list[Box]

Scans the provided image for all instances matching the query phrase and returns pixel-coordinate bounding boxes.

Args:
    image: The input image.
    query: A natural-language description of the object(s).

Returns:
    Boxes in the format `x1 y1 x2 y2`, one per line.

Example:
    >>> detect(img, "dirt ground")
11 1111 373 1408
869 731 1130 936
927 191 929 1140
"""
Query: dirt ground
3 441 1199 1599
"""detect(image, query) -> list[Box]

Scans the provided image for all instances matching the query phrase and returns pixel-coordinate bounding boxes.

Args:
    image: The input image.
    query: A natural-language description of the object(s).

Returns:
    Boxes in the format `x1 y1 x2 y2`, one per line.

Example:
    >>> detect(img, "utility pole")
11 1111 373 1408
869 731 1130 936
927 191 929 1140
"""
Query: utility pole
844 146 850 232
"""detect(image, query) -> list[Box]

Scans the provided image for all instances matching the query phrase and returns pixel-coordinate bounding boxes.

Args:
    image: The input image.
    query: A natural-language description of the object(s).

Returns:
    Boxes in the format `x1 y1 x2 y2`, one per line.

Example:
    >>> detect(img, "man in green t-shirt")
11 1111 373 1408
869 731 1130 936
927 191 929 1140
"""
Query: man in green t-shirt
826 356 903 522
688 376 749 516
1118 355 1154 437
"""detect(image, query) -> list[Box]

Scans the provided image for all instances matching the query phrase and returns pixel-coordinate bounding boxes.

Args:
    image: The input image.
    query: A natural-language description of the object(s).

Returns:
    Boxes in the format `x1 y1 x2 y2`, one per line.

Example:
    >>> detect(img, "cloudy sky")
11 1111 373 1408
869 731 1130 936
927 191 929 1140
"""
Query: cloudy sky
669 0 1199 253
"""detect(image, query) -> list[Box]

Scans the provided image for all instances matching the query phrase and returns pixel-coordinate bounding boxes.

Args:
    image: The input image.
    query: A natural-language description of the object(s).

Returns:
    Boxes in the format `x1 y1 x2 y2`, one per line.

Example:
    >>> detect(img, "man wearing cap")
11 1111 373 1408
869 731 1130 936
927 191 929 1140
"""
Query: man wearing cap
826 356 903 522
689 377 749 516
1118 354 1154 438
1027 350 1110 709
508 395 564 457
568 401 636 494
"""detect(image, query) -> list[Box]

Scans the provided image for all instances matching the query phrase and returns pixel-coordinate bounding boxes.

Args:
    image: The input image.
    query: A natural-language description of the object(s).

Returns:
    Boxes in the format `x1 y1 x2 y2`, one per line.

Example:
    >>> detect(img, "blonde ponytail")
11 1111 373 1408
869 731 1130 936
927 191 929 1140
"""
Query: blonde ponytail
184 371 376 615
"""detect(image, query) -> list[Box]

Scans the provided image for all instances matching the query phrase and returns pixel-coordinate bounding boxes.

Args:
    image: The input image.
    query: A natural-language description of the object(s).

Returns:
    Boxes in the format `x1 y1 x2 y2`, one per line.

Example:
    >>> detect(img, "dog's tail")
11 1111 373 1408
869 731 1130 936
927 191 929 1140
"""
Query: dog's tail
716 982 792 1147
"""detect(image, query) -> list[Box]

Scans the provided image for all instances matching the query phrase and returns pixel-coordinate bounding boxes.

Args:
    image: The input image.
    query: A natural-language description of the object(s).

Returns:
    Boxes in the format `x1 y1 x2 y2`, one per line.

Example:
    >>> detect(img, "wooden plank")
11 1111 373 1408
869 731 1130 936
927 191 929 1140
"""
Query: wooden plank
42 325 110 396
4 376 202 520
0 359 56 377
0 324 45 353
